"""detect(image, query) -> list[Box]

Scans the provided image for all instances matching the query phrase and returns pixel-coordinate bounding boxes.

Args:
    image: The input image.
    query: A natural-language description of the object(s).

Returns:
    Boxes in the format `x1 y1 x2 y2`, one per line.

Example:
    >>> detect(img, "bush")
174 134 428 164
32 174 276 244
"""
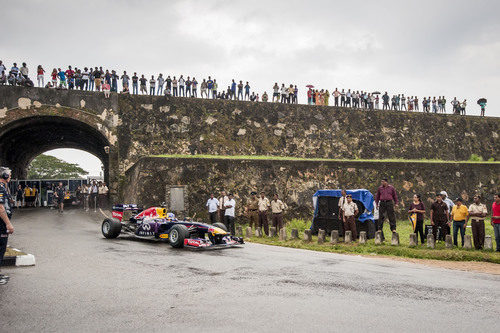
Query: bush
469 154 484 162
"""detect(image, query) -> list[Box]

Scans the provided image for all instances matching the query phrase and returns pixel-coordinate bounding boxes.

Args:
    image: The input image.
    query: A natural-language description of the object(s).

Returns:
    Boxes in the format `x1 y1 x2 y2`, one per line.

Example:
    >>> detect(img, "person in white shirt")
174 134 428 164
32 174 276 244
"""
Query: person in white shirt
206 193 219 225
179 75 186 97
224 193 236 235
342 194 358 240
338 189 347 220
218 190 229 223
157 74 165 95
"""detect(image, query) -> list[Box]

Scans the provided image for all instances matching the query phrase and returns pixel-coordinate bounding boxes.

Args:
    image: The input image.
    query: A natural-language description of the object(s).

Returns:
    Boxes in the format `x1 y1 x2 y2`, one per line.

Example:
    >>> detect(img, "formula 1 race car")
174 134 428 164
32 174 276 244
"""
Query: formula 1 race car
101 204 244 249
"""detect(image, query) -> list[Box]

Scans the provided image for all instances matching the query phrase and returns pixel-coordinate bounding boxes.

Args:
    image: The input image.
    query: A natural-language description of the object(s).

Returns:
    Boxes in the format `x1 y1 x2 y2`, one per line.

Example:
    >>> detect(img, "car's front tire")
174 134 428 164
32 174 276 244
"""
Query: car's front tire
169 225 189 248
213 222 228 232
102 218 122 239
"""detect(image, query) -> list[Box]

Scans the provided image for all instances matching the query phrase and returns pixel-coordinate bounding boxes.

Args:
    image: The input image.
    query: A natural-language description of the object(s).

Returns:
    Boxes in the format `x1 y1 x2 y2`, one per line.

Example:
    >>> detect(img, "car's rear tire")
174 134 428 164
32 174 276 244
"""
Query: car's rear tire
169 225 189 248
213 222 228 232
102 218 122 239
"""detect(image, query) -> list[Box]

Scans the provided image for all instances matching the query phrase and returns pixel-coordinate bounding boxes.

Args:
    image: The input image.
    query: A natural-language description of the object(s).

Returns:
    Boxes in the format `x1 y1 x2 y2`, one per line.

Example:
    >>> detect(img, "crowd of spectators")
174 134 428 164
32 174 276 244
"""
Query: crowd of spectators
0 60 487 115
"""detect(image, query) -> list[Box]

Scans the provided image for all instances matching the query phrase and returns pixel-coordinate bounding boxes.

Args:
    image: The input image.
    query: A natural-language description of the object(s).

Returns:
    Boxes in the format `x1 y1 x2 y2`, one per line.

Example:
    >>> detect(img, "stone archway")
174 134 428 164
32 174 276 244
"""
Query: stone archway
0 105 119 199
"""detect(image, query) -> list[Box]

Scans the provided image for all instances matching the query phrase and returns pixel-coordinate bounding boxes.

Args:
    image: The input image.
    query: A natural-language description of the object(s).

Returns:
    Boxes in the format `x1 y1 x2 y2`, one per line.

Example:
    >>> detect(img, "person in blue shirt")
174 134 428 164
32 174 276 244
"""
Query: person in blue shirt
244 82 250 100
57 68 67 88
207 76 214 98
231 80 236 100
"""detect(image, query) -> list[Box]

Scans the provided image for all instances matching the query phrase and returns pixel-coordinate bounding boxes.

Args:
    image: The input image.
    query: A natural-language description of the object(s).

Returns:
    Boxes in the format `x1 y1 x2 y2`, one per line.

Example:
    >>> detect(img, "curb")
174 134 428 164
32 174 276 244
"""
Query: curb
2 248 36 267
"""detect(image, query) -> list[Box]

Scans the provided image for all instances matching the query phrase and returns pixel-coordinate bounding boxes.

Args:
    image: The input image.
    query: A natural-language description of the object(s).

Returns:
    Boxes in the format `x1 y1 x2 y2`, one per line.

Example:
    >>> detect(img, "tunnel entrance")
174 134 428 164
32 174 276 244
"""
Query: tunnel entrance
0 115 110 183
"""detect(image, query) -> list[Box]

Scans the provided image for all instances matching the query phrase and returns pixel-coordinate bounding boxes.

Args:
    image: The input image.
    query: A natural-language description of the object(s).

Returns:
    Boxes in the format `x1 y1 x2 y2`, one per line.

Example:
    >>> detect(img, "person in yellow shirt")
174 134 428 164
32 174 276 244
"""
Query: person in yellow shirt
451 198 469 247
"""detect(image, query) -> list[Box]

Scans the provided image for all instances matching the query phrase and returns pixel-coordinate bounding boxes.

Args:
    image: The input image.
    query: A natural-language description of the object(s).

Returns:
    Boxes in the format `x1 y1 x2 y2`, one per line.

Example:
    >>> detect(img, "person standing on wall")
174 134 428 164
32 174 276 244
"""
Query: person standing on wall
468 195 487 250
0 167 14 285
451 198 468 247
218 190 228 224
342 194 358 241
430 193 450 241
245 192 259 230
491 193 500 252
258 191 271 236
408 194 425 244
374 178 398 241
224 193 236 235
206 193 219 225
270 194 287 231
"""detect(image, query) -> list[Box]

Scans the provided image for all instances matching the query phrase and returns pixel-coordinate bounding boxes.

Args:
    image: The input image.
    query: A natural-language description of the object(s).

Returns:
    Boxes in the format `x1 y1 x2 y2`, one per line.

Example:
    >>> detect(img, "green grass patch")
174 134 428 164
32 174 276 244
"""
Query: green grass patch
151 154 500 164
243 219 500 264
5 247 26 257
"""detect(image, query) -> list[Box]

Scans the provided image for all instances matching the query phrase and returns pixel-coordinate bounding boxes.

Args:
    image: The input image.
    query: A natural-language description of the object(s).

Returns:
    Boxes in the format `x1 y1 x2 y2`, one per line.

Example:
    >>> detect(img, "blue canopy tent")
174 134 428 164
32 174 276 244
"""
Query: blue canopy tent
311 189 376 237
313 189 375 222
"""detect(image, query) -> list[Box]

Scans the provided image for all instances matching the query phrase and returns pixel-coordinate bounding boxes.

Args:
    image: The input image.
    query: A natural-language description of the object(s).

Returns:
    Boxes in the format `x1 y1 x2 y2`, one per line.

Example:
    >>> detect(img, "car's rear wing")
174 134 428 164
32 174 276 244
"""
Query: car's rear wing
111 204 143 221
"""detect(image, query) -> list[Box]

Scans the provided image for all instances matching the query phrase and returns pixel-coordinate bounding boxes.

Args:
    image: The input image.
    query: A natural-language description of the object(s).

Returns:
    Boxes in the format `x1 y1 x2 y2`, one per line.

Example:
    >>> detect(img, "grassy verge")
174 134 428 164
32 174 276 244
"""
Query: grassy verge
243 219 500 264
151 154 500 164
5 247 26 257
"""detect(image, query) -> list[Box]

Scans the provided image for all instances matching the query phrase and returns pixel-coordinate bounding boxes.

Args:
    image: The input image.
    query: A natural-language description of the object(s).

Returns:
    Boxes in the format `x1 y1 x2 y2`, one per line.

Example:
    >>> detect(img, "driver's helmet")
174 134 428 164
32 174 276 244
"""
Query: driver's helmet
166 212 175 220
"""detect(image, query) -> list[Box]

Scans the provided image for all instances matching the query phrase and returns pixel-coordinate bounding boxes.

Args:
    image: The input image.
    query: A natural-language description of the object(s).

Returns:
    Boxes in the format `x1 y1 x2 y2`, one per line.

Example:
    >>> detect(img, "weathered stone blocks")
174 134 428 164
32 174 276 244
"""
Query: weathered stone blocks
464 235 472 249
291 229 299 239
427 234 435 249
304 229 312 242
318 229 325 244
409 233 417 247
484 235 493 250
330 230 339 245
391 232 400 246
344 231 352 244
374 231 383 245
359 231 367 244
445 235 453 248
270 227 277 237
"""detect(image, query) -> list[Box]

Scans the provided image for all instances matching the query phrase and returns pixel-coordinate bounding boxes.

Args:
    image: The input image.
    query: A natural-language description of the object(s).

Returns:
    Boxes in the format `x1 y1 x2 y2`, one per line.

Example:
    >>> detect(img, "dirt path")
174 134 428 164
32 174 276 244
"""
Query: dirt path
371 255 500 275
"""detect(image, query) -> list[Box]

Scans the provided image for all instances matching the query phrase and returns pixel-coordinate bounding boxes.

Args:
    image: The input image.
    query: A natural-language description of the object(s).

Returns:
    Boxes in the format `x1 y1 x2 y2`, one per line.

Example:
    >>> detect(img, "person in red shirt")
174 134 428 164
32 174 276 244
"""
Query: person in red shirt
492 193 500 252
375 178 398 241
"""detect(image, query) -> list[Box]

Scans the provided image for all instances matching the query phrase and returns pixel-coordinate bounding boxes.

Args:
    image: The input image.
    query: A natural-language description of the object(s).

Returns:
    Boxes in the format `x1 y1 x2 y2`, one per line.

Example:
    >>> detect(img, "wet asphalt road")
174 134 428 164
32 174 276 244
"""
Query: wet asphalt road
1 209 499 332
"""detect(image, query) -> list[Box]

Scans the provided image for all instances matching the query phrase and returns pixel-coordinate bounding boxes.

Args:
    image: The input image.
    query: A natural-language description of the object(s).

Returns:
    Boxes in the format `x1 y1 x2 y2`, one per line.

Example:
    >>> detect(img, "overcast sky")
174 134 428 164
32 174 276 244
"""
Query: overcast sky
2 0 499 174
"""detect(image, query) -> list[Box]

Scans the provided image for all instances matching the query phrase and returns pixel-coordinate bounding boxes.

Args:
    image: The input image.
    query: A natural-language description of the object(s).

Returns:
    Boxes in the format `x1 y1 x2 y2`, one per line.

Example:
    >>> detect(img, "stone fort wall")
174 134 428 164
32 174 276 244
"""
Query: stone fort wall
123 157 500 221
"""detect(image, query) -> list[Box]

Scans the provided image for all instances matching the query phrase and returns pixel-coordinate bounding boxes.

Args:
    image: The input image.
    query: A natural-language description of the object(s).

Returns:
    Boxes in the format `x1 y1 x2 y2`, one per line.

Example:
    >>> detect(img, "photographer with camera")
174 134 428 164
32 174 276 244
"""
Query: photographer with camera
0 167 14 285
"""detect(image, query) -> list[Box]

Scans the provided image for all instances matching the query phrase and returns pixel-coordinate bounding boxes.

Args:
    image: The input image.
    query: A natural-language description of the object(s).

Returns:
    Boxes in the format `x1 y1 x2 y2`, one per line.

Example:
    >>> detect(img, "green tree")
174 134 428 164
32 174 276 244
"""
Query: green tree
27 154 89 179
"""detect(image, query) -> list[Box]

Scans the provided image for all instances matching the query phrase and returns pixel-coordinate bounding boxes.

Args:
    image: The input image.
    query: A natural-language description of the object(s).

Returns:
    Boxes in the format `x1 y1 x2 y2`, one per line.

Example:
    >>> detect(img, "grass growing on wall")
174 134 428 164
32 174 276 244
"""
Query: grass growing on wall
151 154 499 164
243 218 500 264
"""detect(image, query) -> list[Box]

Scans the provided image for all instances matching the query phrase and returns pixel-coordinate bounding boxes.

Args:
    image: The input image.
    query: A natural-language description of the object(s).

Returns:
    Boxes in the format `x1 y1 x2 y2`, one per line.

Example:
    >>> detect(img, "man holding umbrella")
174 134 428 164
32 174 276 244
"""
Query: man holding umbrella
477 98 487 117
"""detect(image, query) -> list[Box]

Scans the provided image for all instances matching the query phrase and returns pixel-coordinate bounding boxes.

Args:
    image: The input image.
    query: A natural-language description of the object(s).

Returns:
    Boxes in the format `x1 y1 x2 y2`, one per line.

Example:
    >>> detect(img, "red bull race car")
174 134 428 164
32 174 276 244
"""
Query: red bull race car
101 204 244 249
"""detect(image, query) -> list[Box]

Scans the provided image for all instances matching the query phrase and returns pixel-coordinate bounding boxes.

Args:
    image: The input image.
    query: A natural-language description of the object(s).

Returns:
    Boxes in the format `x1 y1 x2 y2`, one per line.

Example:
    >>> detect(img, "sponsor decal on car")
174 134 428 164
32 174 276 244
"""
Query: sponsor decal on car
159 234 169 239
112 211 123 221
